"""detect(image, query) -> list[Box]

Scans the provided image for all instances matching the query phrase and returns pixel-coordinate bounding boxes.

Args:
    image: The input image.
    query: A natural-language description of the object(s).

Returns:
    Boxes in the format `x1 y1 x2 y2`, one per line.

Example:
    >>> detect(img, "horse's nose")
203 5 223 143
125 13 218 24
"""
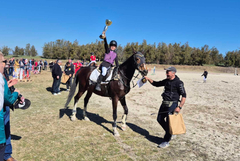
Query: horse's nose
144 69 148 76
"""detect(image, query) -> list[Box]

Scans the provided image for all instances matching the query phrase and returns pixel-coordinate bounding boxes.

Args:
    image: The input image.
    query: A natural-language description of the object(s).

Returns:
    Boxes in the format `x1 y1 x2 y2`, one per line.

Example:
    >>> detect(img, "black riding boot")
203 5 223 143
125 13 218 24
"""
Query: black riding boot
95 74 103 91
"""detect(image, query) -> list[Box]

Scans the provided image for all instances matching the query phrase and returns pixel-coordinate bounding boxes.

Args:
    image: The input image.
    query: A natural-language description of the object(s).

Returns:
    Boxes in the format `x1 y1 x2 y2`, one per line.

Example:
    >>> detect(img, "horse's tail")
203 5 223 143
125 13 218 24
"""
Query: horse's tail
65 71 79 108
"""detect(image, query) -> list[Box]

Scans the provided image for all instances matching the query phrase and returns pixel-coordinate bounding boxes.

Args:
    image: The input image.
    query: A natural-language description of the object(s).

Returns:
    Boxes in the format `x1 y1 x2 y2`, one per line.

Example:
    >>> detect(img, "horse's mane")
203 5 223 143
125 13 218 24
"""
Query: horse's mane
119 54 134 68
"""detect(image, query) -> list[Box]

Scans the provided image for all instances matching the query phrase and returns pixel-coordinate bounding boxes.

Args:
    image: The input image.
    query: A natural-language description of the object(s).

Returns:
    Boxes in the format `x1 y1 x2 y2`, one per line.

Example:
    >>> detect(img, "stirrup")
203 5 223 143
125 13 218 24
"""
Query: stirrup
95 84 101 91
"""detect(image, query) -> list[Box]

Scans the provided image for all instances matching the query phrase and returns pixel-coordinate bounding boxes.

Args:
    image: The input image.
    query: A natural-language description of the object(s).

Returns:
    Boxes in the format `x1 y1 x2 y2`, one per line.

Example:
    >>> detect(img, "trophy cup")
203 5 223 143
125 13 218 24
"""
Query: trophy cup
100 19 112 39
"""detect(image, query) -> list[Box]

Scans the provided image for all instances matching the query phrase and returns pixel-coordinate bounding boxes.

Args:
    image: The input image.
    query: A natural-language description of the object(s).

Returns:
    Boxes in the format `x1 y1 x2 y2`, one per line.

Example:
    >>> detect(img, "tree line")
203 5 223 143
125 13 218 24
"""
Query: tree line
42 39 240 67
0 43 38 57
1 39 240 67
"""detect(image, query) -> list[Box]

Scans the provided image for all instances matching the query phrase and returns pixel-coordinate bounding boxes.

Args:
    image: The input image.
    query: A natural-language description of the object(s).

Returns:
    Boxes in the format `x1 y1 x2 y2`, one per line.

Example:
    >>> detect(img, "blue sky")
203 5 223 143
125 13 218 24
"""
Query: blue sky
0 0 239 56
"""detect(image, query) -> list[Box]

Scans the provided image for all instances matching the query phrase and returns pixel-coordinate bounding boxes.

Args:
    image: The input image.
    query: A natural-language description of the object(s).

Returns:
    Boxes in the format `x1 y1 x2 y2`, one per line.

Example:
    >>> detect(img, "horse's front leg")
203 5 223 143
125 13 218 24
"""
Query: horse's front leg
120 97 128 131
112 96 120 136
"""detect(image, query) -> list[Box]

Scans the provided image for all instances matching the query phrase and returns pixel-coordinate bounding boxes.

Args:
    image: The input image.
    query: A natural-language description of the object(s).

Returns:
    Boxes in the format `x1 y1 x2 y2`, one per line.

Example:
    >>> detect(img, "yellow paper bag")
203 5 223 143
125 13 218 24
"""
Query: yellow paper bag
61 74 70 84
169 113 186 135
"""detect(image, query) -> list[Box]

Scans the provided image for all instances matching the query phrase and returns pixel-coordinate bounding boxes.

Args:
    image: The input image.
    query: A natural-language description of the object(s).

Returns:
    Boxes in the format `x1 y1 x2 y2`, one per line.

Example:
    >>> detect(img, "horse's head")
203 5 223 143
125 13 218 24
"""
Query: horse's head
133 52 148 76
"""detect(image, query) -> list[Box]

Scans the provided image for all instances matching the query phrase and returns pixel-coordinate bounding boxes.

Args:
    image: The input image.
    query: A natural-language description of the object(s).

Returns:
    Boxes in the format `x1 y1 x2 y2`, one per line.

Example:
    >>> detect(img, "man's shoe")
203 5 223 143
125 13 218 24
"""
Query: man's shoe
53 93 57 95
158 141 169 148
5 157 17 161
57 92 61 95
171 135 176 140
95 84 101 91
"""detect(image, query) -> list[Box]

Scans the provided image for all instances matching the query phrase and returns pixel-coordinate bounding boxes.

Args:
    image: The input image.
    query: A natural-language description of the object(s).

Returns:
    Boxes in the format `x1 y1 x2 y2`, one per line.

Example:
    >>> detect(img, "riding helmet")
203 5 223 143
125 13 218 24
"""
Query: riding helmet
109 40 117 47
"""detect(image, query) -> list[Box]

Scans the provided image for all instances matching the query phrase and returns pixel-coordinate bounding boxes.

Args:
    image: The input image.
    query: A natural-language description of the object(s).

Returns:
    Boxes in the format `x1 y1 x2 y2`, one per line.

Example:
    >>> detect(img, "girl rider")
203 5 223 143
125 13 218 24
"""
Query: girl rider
95 31 119 91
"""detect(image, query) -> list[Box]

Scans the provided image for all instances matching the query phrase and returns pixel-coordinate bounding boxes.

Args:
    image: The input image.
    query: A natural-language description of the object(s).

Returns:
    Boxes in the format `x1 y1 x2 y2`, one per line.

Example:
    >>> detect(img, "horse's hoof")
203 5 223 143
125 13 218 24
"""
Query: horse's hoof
121 125 126 131
84 117 90 121
71 115 76 121
114 131 120 137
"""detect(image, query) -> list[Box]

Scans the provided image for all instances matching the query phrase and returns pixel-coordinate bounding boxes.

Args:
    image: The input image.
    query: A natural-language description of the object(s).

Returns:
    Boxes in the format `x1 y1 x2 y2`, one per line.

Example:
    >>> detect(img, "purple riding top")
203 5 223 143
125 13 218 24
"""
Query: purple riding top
100 37 119 68
104 50 117 66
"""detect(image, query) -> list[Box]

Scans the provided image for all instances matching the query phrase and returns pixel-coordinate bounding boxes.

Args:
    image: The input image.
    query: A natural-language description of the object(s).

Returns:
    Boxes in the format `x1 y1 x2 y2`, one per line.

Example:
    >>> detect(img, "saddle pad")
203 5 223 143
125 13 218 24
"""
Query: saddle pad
89 68 113 84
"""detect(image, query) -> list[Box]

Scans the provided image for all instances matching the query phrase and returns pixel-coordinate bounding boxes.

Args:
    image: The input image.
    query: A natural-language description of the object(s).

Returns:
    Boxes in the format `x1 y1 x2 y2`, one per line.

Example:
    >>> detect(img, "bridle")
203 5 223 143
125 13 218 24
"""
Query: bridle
134 52 144 67
118 52 147 89
118 68 142 89
133 52 147 76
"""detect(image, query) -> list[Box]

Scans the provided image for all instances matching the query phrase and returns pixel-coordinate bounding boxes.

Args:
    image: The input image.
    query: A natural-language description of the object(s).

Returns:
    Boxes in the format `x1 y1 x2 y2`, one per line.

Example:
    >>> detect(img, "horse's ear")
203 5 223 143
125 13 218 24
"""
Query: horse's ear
132 46 137 54
142 49 149 57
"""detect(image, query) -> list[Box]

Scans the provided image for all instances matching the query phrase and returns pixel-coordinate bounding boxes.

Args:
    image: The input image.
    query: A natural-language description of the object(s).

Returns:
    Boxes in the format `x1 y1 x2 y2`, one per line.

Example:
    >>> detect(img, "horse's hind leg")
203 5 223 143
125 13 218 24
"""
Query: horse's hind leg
120 97 128 131
83 89 93 121
71 90 85 121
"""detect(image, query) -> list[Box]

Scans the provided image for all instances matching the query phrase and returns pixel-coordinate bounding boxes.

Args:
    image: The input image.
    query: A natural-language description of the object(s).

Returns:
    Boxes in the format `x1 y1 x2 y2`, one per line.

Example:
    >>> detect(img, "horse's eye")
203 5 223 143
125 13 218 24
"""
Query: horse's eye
136 58 141 64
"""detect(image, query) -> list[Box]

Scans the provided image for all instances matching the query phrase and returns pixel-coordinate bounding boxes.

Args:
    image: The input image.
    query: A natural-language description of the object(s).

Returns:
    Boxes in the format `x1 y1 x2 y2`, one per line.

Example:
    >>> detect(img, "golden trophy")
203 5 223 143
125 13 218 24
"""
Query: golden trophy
100 19 112 39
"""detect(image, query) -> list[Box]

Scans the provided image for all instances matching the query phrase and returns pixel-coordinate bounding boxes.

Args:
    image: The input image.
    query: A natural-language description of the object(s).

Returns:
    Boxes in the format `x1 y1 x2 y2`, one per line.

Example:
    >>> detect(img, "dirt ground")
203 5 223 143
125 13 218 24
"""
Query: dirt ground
9 67 240 161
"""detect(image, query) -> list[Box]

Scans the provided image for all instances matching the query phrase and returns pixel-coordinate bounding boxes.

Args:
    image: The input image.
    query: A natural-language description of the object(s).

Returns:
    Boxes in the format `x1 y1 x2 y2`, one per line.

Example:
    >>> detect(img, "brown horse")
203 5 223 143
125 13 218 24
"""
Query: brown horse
65 51 148 136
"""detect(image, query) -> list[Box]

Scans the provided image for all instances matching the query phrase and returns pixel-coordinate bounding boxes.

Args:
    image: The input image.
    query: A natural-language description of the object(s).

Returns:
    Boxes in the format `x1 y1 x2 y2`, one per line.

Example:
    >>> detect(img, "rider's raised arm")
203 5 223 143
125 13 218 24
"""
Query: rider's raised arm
104 37 109 53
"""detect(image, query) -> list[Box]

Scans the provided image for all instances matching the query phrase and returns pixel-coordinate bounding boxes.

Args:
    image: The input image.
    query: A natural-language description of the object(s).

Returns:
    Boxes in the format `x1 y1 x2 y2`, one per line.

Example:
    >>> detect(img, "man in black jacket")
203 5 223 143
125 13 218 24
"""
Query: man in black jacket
52 60 62 95
144 67 186 148
64 62 74 91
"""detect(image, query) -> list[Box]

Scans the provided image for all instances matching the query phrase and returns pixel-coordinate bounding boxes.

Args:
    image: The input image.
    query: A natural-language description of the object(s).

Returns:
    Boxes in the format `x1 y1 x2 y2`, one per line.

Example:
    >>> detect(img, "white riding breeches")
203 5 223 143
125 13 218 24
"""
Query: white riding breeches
102 66 110 76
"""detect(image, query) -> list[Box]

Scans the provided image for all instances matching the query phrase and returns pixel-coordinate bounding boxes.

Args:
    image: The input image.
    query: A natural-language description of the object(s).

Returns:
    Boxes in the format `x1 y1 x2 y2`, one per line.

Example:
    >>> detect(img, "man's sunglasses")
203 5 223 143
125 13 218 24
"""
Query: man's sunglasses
2 60 7 63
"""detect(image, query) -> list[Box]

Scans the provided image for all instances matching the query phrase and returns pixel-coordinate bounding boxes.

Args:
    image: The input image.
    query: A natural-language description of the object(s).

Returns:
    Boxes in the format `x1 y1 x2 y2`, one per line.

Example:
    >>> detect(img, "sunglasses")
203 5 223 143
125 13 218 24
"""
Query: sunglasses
2 60 7 63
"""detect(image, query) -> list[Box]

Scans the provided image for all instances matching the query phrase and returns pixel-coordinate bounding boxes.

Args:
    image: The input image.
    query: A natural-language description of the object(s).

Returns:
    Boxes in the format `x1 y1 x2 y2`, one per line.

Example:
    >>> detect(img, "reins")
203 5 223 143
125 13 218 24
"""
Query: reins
116 52 146 90
131 71 141 88
118 68 141 89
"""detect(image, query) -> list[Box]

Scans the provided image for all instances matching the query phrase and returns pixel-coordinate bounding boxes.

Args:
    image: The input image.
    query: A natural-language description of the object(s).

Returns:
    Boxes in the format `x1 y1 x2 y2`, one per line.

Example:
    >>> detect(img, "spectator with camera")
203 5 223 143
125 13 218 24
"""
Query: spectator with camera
0 52 6 160
0 52 20 161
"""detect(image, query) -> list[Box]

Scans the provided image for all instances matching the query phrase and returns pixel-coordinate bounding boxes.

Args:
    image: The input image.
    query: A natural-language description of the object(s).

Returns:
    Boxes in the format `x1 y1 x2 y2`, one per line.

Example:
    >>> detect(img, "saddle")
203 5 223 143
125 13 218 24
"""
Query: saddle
89 67 119 85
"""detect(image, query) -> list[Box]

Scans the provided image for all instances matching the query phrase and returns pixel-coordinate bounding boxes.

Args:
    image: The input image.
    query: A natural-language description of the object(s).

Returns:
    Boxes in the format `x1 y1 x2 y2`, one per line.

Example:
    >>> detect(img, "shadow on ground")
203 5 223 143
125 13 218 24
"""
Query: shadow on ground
59 107 115 134
11 134 22 140
59 107 164 144
127 122 164 145
46 87 67 93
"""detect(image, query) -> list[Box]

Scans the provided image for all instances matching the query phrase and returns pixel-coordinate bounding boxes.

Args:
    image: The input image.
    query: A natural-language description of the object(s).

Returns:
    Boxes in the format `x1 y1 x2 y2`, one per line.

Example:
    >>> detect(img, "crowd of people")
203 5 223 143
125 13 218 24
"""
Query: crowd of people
3 55 95 81
4 58 49 79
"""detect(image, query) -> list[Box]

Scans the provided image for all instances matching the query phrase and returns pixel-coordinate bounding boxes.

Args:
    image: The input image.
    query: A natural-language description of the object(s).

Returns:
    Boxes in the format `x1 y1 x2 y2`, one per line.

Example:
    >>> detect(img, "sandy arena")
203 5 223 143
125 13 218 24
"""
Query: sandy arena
125 69 240 160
